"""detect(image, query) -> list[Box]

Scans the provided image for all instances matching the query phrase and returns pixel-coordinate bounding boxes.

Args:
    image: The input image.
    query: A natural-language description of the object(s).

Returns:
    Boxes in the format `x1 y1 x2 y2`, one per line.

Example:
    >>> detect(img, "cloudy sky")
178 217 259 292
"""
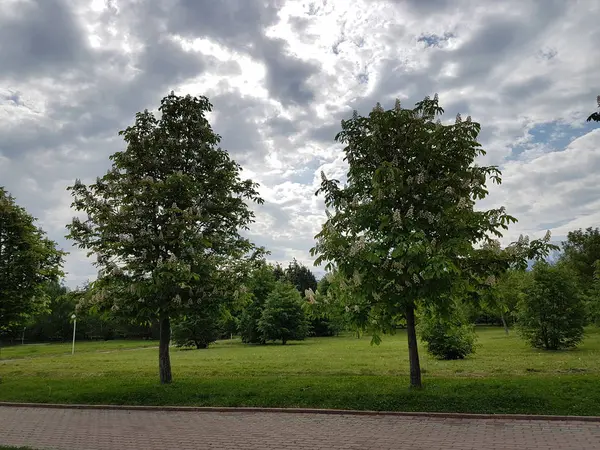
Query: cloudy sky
1 0 599 287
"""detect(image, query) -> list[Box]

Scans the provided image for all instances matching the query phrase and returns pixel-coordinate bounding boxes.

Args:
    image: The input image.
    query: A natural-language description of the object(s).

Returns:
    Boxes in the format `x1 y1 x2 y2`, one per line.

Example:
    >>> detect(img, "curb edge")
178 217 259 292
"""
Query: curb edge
1 402 599 422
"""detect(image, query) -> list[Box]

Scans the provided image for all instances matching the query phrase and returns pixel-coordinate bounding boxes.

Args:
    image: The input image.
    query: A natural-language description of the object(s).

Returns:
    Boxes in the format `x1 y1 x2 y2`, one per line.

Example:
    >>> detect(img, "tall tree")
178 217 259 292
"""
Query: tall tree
518 261 586 350
0 188 64 334
311 96 553 387
479 236 552 334
284 259 318 295
67 93 263 383
561 227 600 286
239 261 278 344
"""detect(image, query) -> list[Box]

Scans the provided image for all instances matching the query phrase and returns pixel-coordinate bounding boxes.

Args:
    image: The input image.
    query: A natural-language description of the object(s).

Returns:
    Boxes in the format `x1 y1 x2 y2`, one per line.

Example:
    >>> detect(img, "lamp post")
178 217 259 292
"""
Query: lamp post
71 314 77 355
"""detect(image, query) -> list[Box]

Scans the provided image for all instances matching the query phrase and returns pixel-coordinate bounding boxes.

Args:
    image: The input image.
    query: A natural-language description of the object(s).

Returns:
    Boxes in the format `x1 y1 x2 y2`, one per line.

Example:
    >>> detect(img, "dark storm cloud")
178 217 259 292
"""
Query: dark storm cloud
0 0 91 80
158 0 319 105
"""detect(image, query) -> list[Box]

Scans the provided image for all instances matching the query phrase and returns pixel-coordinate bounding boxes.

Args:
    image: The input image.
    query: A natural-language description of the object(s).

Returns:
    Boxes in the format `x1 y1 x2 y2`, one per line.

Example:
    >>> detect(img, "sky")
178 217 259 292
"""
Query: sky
1 0 599 288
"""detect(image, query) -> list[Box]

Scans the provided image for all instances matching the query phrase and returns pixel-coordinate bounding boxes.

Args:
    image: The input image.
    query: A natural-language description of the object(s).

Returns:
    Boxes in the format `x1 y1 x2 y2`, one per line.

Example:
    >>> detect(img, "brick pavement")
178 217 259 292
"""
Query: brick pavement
1 406 600 449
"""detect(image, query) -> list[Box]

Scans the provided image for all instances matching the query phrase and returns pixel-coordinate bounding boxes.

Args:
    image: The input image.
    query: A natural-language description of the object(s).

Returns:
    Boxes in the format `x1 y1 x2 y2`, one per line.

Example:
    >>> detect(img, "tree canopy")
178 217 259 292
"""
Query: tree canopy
0 188 64 333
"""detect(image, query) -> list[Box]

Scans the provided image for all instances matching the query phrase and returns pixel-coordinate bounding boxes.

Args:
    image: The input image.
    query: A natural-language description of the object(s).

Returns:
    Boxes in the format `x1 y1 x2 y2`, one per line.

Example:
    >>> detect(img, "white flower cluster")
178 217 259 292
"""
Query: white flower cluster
394 98 402 111
457 197 468 209
418 210 435 224
393 210 402 226
412 273 420 284
445 186 454 195
416 172 426 184
485 275 496 286
406 206 414 219
352 270 362 286
305 288 316 304
350 237 367 256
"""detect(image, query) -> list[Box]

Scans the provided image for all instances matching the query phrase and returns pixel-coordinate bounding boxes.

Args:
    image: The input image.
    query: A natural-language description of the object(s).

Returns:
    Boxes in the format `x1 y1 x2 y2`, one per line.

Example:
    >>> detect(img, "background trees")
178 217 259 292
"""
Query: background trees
518 262 586 350
418 302 476 360
258 282 309 344
171 305 224 349
311 96 553 388
0 188 64 336
66 93 263 383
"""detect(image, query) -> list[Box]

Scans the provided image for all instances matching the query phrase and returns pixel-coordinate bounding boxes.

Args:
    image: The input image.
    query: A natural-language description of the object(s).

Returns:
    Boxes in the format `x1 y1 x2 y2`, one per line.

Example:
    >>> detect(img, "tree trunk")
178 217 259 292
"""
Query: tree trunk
405 303 422 388
500 312 509 335
159 316 172 384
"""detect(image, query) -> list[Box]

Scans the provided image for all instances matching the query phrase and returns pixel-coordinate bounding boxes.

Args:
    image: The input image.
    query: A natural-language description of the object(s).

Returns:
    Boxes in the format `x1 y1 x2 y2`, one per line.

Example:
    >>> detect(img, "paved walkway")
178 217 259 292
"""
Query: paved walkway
1 406 600 449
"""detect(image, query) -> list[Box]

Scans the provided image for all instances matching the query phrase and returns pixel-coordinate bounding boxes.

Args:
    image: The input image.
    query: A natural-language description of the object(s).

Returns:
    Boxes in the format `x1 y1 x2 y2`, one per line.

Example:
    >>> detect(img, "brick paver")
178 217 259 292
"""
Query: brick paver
1 406 600 449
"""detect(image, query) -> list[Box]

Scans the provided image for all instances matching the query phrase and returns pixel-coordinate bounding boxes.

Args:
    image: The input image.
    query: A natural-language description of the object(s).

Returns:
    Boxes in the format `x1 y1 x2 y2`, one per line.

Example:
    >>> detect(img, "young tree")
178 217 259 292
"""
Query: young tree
258 281 309 345
518 261 586 350
311 96 553 387
239 262 278 344
0 188 64 334
478 237 545 334
172 305 223 349
418 299 476 360
67 93 263 383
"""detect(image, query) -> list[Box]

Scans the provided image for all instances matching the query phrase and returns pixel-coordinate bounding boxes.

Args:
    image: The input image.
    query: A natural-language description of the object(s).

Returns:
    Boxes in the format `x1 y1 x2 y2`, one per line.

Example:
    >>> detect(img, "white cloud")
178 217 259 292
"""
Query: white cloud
0 0 599 286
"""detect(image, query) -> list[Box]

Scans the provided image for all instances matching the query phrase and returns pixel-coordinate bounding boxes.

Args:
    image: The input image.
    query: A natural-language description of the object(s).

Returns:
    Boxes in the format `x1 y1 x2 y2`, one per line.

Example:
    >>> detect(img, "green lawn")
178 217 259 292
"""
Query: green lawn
1 327 600 416
0 339 157 360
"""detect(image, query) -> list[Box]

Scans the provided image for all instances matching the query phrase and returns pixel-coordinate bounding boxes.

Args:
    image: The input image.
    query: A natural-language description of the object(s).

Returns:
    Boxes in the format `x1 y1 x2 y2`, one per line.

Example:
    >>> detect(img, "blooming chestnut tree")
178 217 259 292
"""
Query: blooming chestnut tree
311 96 554 388
67 93 264 384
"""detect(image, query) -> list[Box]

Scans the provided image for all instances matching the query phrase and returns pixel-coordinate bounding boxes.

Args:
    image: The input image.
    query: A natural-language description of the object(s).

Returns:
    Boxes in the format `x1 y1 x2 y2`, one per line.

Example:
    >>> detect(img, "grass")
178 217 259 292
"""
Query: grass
1 327 600 416
0 339 157 360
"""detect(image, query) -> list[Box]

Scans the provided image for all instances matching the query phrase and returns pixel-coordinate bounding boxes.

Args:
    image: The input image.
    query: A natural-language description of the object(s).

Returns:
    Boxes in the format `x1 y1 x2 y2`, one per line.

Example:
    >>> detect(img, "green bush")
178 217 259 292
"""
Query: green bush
518 262 586 350
172 307 223 349
258 282 309 345
418 303 476 360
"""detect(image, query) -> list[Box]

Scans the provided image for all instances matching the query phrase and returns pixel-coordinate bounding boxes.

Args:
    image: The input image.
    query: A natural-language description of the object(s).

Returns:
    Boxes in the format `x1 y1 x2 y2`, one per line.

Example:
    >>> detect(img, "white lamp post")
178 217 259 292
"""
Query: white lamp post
71 314 77 355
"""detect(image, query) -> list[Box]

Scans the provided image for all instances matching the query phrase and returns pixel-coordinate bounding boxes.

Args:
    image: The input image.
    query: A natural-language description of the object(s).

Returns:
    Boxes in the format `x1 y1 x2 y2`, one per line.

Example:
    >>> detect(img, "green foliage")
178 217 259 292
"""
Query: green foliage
258 282 309 344
172 306 223 349
561 227 600 285
482 267 532 330
279 259 340 337
66 92 263 382
239 262 278 344
0 188 65 333
518 262 586 350
283 258 318 294
418 302 476 360
310 96 554 386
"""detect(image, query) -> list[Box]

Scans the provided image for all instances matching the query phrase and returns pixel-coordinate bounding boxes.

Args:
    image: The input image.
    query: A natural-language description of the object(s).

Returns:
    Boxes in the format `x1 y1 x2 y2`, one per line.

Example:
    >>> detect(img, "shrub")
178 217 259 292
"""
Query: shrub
172 307 223 349
258 282 309 345
418 303 476 360
518 261 586 350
